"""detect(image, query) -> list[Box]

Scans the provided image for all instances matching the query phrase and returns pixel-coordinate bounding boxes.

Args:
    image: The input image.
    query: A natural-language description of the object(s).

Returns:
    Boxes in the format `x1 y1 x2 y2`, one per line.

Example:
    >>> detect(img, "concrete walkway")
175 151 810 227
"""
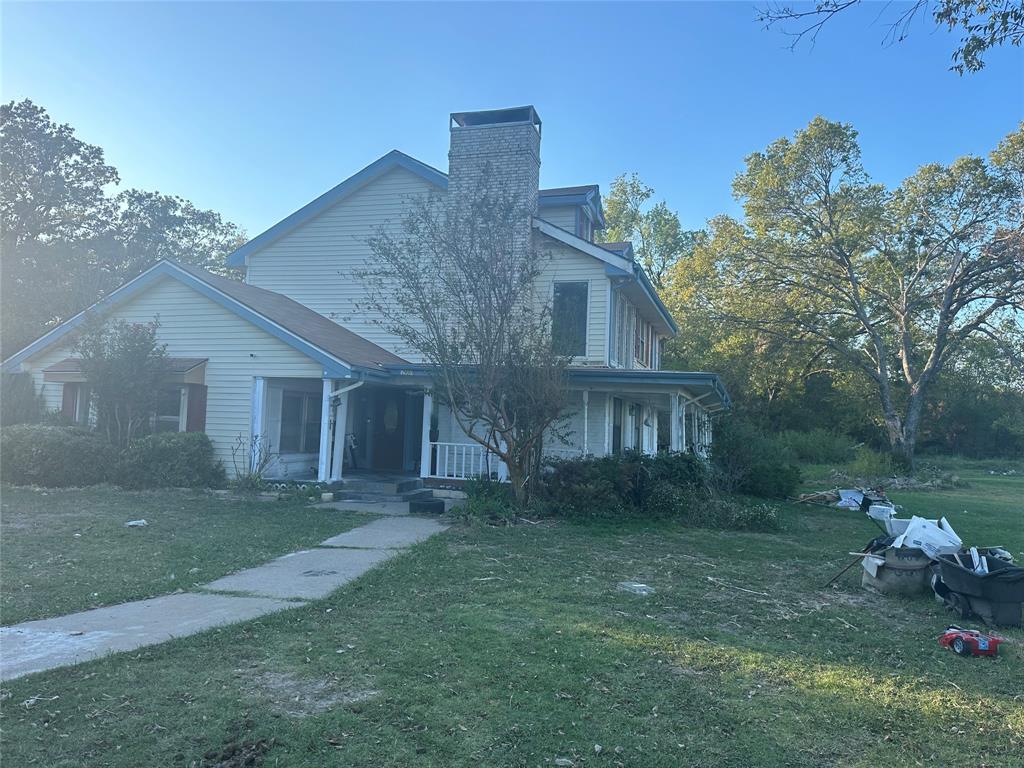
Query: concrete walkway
0 516 447 681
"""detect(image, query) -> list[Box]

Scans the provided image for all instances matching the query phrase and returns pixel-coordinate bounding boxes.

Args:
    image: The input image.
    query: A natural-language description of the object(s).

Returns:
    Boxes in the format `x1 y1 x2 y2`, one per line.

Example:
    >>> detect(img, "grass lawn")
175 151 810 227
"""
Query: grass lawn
2 464 1022 767
1 486 375 626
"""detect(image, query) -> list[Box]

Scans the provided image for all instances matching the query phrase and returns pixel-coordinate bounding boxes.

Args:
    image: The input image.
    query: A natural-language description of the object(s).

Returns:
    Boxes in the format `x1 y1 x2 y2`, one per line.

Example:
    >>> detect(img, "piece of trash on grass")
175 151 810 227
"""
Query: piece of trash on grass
938 625 1004 657
617 581 654 596
125 519 148 528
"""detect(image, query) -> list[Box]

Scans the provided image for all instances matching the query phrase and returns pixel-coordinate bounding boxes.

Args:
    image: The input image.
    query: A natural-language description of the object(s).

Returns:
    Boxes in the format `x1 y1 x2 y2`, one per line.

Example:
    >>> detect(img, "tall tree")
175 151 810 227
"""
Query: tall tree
360 169 570 506
692 118 1023 466
0 99 245 356
759 0 1024 73
602 173 701 290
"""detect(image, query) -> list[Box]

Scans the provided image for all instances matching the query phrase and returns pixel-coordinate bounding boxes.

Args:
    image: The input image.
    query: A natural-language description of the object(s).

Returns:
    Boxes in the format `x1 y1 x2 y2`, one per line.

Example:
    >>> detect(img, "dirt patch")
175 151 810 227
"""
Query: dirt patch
198 738 275 768
248 670 378 718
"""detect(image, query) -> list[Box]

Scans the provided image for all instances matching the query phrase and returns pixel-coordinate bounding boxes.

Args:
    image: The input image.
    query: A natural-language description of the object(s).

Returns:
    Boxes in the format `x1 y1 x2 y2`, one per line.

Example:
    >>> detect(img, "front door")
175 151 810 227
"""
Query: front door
371 390 406 470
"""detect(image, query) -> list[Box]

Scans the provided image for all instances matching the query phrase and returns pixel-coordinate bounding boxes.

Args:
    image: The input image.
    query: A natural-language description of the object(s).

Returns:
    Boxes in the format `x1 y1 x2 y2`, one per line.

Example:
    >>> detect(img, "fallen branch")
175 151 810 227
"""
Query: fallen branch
705 576 769 597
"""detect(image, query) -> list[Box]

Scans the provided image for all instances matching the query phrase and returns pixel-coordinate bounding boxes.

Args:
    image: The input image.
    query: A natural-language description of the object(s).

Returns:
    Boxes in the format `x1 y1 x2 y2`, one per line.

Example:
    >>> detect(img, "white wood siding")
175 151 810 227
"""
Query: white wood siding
23 277 324 475
245 167 435 361
537 238 609 366
539 206 578 234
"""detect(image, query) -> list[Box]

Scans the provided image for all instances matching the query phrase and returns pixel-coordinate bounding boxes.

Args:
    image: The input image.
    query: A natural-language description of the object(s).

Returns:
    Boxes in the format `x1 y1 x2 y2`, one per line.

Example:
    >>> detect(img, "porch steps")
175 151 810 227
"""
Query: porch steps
331 475 438 507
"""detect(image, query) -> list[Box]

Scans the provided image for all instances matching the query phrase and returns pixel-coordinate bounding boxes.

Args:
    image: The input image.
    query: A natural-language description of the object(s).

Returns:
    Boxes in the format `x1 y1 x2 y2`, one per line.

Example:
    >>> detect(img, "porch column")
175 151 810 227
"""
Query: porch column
251 376 266 473
680 399 687 452
649 408 658 455
582 390 589 456
669 393 681 452
317 378 332 482
604 396 612 455
419 391 433 478
706 412 714 450
691 402 699 454
330 390 348 482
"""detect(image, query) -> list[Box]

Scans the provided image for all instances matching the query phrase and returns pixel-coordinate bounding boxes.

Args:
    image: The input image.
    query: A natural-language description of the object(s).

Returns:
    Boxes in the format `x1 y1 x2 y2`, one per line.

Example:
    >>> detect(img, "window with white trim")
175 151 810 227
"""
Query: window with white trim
152 387 186 433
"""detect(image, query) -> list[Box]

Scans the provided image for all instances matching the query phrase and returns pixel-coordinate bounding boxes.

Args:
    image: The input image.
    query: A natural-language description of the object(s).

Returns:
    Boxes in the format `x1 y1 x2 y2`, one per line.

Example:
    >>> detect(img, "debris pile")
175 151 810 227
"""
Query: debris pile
827 490 1024 628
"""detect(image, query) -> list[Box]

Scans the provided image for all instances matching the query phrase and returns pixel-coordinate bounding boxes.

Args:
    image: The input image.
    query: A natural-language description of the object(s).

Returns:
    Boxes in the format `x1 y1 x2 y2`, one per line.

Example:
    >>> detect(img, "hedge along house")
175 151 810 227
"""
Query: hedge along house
2 105 729 483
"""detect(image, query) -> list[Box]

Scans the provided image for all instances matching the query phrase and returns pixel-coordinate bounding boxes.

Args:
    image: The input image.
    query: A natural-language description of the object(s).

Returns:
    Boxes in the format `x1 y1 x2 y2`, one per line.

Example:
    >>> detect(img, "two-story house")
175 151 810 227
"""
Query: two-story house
2 106 729 483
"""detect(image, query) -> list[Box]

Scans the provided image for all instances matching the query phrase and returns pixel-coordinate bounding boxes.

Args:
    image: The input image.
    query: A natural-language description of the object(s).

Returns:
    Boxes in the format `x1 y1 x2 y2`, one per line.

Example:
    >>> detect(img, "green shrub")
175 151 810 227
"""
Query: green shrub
0 424 117 487
641 481 695 519
118 432 225 489
849 445 897 478
542 451 711 520
777 429 854 464
682 497 780 532
710 419 801 498
0 373 42 426
460 477 517 523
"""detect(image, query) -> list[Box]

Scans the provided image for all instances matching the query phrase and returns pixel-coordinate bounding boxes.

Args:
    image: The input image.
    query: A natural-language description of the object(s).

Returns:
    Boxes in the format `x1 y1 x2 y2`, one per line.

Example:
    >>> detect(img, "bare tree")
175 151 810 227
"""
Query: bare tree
759 0 1024 73
357 167 570 505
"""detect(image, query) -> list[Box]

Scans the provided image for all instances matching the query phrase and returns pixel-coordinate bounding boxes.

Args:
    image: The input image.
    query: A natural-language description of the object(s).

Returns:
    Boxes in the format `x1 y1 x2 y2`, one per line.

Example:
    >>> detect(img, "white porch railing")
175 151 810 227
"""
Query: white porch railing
427 442 507 480
543 446 585 461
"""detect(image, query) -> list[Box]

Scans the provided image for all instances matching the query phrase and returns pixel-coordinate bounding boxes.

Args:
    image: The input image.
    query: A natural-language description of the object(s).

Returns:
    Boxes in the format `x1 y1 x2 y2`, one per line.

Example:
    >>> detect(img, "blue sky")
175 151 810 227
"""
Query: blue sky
3 1 1021 236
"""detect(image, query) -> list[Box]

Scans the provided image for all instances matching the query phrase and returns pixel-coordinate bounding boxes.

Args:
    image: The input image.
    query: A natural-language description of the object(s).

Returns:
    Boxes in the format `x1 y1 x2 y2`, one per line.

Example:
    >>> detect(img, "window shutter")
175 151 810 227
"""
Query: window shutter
61 383 80 420
185 384 208 432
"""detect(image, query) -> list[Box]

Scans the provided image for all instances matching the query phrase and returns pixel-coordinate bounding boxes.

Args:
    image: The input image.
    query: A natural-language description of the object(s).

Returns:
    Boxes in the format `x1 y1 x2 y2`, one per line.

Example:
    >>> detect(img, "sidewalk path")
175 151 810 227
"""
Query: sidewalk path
0 516 447 681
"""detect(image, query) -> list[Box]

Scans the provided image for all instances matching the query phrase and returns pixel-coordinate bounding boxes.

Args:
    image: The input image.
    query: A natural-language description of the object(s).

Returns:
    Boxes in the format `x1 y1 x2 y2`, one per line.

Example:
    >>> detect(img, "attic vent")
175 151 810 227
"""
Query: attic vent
450 105 541 136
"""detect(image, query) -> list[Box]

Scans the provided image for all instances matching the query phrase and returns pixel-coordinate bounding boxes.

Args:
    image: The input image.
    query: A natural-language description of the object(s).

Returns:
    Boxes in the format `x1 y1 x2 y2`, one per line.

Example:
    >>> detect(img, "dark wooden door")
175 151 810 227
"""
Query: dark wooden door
372 391 406 470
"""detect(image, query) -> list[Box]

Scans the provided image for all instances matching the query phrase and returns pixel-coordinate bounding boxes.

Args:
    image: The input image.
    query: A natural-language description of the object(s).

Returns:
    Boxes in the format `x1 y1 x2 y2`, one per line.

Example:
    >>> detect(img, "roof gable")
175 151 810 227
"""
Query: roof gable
226 150 447 267
2 261 406 377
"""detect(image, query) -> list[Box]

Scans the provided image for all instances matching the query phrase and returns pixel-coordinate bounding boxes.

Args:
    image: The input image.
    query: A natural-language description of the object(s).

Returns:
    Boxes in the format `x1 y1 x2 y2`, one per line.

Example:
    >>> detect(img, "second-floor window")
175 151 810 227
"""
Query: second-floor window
634 310 646 365
552 281 588 357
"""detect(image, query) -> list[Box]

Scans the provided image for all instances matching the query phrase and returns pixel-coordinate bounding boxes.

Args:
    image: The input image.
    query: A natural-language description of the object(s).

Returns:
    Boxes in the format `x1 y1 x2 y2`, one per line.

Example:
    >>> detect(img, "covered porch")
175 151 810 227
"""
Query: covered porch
251 377 426 482
416 369 730 482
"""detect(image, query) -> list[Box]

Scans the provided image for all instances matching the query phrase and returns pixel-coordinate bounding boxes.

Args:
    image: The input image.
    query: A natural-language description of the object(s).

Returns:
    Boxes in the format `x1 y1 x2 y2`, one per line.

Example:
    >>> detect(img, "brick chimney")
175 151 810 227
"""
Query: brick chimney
448 106 542 235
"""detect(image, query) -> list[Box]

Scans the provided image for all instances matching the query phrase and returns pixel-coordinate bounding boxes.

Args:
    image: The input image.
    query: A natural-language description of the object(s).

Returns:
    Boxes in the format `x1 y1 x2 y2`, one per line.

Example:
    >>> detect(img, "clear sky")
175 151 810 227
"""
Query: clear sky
3 1 1021 237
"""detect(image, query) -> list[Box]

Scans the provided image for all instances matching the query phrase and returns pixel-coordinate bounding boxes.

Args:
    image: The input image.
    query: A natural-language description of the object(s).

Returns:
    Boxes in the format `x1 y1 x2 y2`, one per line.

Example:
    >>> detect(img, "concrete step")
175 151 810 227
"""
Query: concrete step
340 477 424 496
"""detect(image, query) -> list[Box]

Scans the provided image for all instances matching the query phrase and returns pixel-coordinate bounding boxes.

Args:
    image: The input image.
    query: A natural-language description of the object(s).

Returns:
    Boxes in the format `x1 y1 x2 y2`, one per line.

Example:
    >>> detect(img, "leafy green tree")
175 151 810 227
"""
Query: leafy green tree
0 99 245 356
759 0 1024 74
691 118 1023 466
602 173 702 289
75 318 168 448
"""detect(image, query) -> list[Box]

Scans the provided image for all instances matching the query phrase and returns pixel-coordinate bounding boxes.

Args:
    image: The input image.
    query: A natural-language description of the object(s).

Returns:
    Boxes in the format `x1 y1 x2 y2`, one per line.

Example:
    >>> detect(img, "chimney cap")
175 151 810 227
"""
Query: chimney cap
450 105 541 135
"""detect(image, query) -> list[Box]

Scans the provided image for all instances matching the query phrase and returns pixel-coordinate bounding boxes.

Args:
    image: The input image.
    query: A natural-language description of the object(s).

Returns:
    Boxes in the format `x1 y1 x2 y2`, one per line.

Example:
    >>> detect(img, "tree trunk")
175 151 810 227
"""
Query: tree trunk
505 458 530 509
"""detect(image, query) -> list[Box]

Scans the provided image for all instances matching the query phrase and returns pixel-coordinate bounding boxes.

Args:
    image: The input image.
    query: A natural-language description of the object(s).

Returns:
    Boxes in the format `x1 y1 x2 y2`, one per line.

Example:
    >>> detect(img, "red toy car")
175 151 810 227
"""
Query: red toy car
938 625 1004 657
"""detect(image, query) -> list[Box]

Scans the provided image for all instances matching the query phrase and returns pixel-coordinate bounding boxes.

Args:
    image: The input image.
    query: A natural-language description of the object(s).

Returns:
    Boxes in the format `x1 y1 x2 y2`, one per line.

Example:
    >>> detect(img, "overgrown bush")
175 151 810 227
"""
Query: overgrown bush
0 373 42 426
539 450 778 531
0 424 117 487
118 432 225 489
777 428 854 464
543 451 711 520
710 418 801 498
682 497 780 532
849 445 898 478
460 477 518 523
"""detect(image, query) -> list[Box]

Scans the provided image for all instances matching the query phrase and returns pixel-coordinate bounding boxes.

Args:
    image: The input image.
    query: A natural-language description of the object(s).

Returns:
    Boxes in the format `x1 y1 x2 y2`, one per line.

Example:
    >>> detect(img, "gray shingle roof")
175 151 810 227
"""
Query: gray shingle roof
171 262 408 370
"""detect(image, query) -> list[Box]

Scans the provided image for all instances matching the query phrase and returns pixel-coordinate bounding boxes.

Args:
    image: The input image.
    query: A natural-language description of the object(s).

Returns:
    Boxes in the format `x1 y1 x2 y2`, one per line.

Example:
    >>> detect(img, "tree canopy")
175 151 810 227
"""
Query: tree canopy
667 118 1023 464
601 173 702 290
0 100 245 356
